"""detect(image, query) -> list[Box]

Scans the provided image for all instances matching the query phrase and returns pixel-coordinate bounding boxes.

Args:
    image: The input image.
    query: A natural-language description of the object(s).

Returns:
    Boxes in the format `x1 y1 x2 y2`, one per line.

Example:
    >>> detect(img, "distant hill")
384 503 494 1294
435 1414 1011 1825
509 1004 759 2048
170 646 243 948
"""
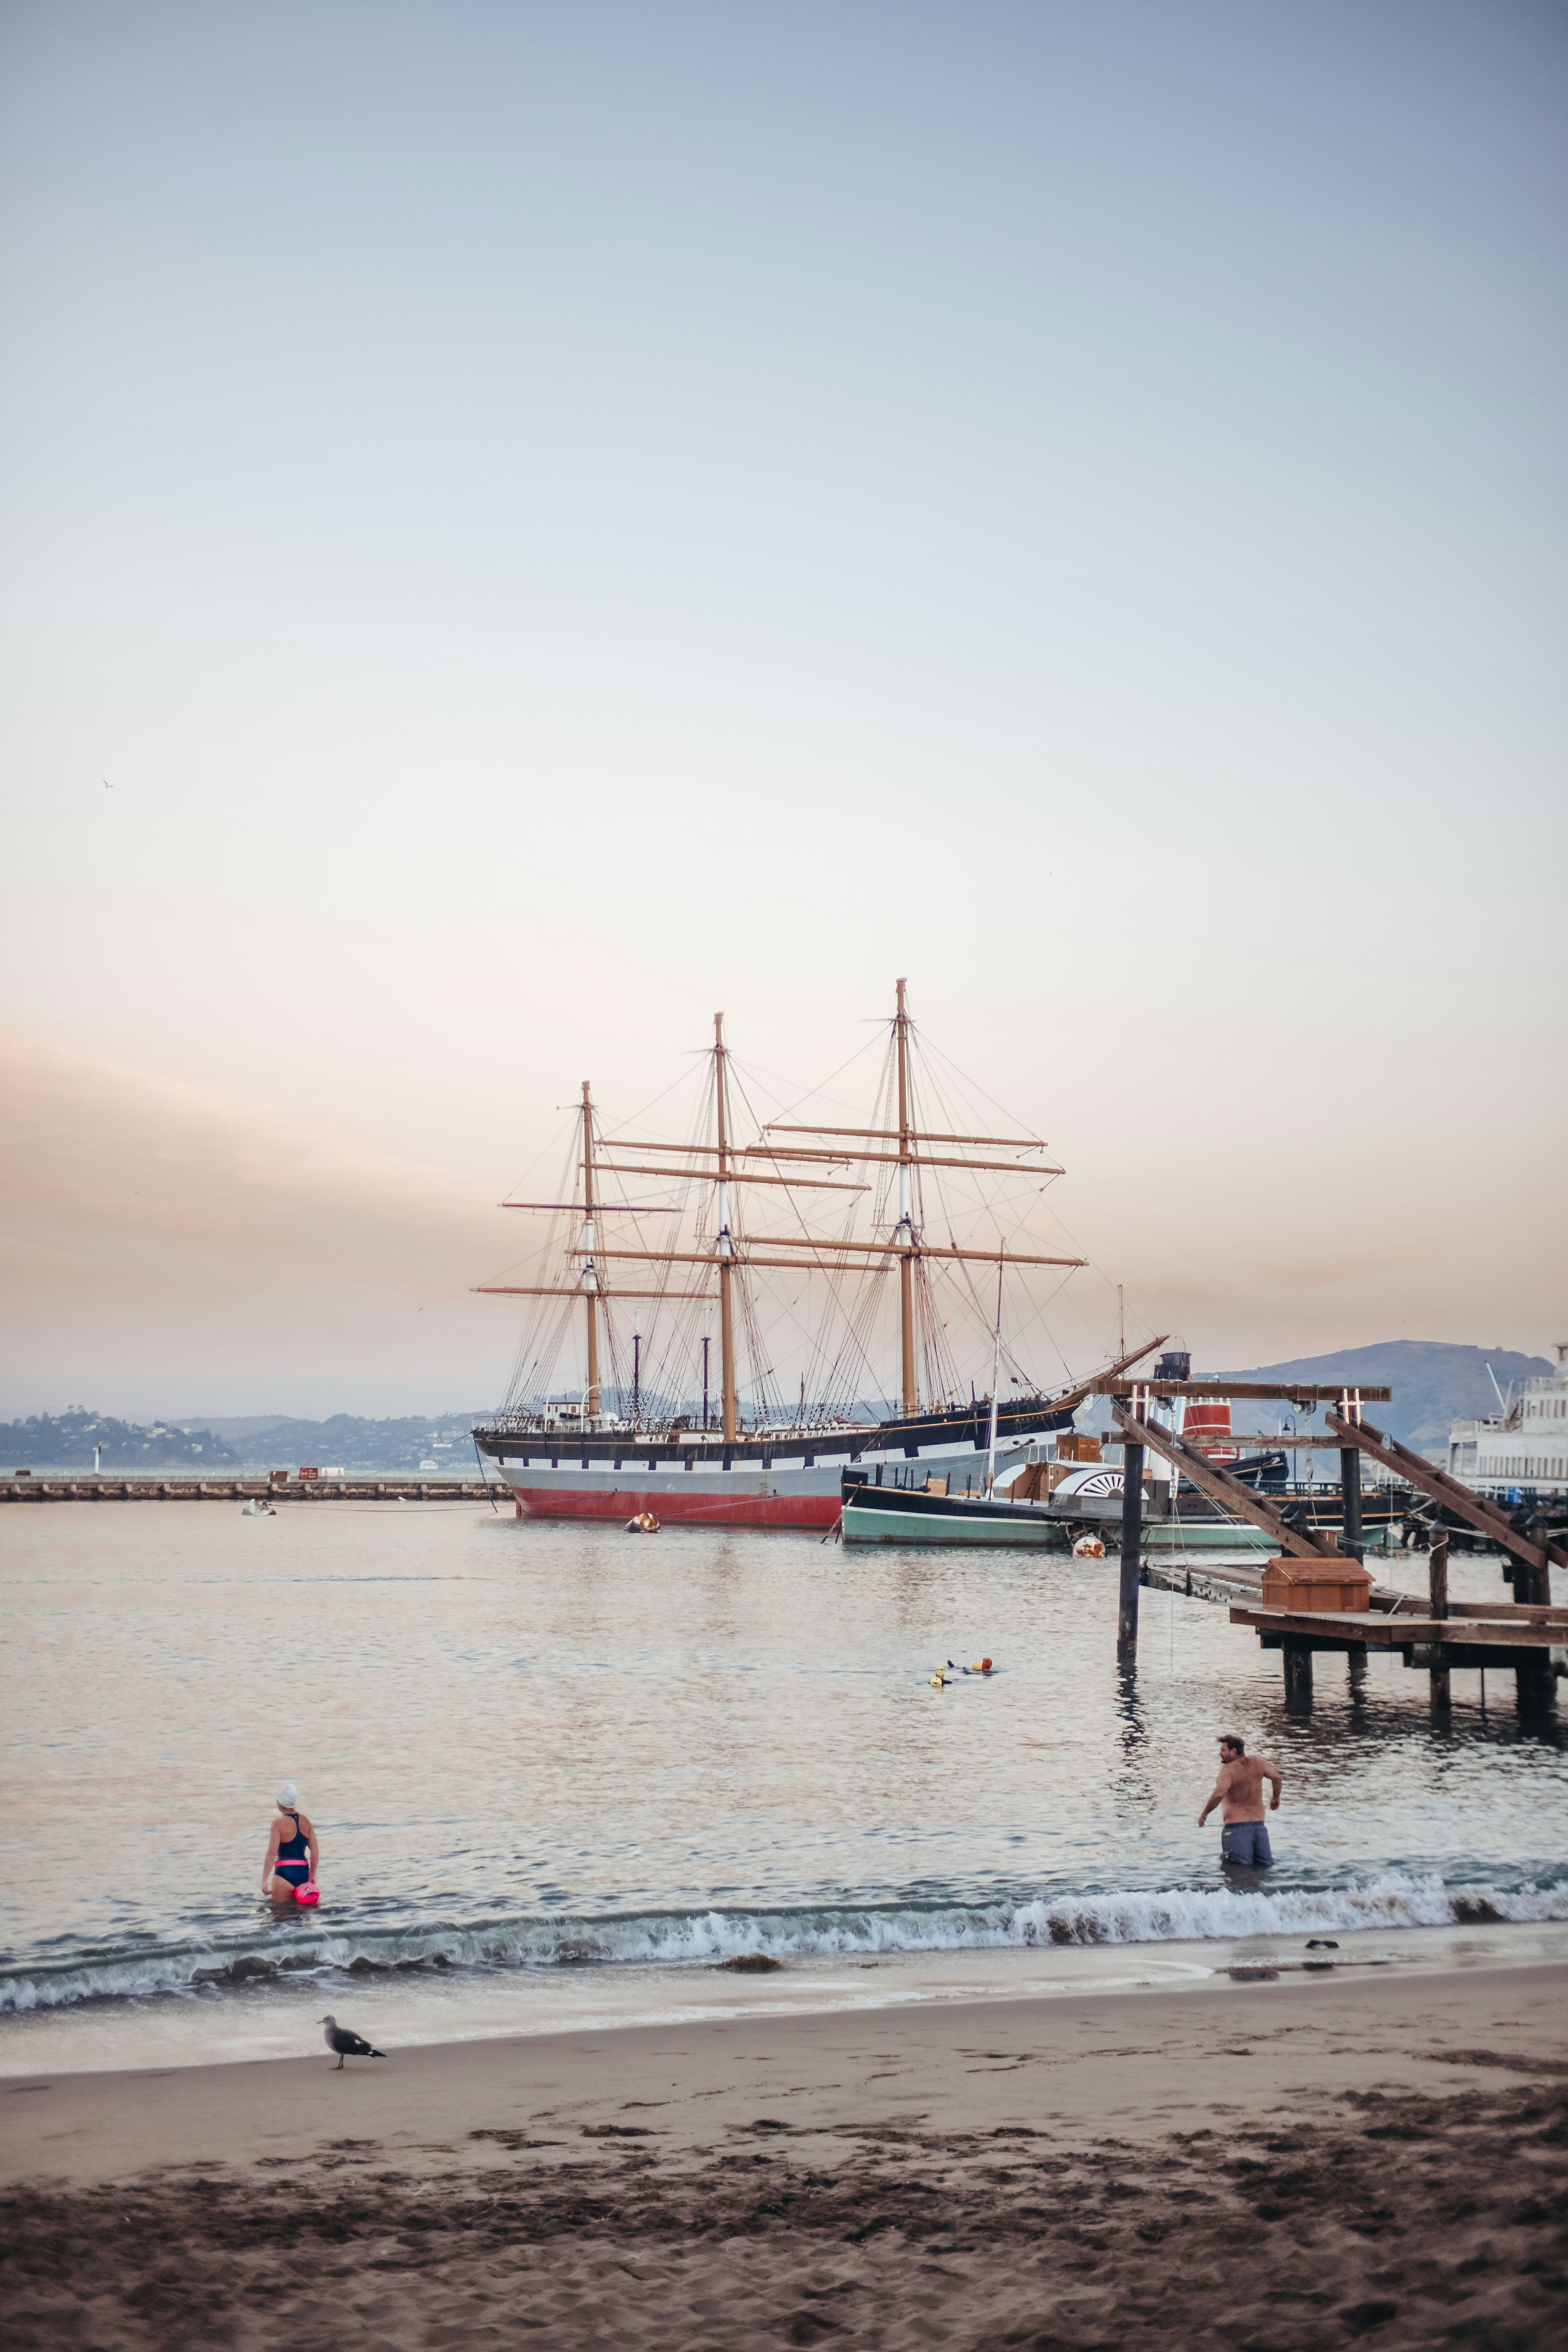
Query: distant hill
199 1414 489 1472
1 1410 239 1470
3 1410 494 1473
1214 1342 1554 1450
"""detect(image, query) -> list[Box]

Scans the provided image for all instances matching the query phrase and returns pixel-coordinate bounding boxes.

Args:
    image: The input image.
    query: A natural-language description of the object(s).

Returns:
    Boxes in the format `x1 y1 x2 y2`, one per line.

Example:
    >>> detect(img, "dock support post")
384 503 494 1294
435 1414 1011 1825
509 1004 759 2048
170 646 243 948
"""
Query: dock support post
1427 1533 1451 1714
1516 1652 1555 1719
1509 1547 1556 1719
1340 1447 1363 1564
1118 1443 1145 1660
1282 1639 1314 1709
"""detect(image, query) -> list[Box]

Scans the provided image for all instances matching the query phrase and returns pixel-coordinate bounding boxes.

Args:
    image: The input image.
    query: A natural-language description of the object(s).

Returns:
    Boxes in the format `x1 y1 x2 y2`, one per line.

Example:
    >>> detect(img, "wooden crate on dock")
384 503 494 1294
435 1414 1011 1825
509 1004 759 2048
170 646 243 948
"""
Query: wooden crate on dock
1056 1433 1101 1464
1260 1548 1372 1614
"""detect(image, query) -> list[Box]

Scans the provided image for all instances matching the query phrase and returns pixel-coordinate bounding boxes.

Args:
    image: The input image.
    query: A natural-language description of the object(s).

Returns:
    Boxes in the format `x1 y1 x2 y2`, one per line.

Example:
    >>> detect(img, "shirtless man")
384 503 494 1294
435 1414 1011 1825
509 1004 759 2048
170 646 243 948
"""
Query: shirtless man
1198 1734 1281 1866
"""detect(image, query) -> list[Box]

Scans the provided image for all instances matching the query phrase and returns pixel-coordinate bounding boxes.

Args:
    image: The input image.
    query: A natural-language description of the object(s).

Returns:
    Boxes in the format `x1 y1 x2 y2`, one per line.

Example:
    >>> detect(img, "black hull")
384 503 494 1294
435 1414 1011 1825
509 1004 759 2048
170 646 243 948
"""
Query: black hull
474 1395 1076 1474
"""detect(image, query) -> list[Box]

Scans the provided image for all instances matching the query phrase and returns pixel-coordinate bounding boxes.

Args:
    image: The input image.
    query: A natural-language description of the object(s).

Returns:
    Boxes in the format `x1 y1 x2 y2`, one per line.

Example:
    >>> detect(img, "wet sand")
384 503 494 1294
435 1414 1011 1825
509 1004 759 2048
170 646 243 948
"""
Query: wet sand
5 1955 1567 2349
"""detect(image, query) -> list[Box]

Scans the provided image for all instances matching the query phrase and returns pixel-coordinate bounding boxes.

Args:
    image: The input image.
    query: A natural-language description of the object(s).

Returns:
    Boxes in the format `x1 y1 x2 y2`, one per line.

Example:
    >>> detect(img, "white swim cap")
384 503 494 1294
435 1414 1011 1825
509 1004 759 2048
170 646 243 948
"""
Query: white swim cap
277 1781 299 1808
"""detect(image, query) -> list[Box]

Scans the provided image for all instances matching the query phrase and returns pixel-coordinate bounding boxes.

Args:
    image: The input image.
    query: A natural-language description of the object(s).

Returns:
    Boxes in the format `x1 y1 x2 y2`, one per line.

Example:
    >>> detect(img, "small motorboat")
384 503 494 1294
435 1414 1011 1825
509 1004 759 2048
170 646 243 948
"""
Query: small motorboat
626 1511 661 1533
240 1499 277 1518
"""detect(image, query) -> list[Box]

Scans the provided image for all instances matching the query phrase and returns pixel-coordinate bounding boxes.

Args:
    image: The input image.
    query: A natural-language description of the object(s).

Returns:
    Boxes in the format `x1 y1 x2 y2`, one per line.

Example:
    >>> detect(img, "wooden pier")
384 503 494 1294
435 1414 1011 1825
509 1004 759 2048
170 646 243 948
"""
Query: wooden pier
1095 1378 1565 1717
1096 1379 1393 1665
1228 1596 1568 1696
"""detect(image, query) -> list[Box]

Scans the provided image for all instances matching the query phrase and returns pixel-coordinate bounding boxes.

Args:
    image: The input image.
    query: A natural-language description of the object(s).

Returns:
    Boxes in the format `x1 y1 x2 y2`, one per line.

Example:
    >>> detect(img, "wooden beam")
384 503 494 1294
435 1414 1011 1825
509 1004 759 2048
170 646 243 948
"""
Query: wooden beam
570 1244 1086 1270
473 1285 716 1300
501 1202 679 1213
1108 1402 1333 1558
1138 1432 1365 1450
560 1250 911 1273
603 1140 853 1166
1444 1601 1568 1624
594 1162 869 1191
564 1250 733 1268
741 1147 1066 1175
745 1236 1085 1267
1098 1379 1392 1403
1059 1335 1167 1399
1230 1605 1564 1650
1324 1408 1566 1576
764 1125 1049 1149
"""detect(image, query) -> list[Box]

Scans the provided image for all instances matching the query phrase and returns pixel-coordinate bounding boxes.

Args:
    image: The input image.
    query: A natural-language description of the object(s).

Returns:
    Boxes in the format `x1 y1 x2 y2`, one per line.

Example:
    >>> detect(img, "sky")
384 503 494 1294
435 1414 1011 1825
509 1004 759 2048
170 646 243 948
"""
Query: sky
2 0 1564 1421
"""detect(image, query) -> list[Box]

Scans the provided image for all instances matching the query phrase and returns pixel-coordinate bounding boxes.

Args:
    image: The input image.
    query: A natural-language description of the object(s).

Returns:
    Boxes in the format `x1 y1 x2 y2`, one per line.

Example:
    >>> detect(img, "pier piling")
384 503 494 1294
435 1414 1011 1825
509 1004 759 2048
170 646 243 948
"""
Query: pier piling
1340 1444 1364 1563
1427 1533 1451 1713
1117 1441 1145 1660
1509 1550 1557 1719
1282 1638 1314 1709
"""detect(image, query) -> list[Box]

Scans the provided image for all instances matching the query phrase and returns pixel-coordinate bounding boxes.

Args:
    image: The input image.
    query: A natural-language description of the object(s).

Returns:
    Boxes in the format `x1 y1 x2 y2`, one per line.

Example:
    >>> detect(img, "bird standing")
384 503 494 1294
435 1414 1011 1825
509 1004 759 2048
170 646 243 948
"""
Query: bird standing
319 2014 386 2070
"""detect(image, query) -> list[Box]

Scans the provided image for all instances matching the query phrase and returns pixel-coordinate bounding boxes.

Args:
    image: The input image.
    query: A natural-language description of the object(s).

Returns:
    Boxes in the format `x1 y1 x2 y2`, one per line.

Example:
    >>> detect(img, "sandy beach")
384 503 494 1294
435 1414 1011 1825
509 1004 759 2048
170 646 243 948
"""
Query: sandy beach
5 1945 1567 2349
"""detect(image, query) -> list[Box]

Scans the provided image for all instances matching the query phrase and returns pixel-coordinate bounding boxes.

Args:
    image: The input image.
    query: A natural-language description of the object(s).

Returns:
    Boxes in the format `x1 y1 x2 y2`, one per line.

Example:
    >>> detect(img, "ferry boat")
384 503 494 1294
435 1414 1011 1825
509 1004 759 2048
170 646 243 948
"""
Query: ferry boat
472 983 1158 1527
1447 1346 1568 1499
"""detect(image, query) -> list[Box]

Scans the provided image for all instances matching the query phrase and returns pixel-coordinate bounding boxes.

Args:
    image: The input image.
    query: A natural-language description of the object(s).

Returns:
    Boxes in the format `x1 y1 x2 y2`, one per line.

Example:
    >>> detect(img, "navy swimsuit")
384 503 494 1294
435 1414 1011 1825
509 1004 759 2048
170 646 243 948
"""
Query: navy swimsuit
275 1810 311 1887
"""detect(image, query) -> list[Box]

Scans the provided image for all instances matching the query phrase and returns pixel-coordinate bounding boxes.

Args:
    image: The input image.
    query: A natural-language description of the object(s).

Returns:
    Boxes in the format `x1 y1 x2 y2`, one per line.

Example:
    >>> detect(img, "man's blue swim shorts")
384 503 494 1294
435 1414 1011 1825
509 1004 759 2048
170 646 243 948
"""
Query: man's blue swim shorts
1220 1819 1274 1866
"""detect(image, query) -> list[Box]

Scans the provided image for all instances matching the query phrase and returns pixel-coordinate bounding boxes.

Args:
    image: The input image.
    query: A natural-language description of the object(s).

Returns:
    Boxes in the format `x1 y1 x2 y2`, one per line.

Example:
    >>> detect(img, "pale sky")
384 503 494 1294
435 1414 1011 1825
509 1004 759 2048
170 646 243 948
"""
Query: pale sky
2 1 1564 1420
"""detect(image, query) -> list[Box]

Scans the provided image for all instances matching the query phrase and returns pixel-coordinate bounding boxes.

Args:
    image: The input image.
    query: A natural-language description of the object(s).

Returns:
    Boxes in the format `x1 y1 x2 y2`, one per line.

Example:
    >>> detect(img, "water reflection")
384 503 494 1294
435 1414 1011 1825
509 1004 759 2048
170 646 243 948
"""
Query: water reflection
0 1508 1564 2024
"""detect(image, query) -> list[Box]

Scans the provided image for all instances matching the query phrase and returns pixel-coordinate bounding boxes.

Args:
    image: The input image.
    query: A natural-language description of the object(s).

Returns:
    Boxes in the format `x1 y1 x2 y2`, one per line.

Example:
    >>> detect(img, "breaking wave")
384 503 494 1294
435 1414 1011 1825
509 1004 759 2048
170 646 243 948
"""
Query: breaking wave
3 1874 1566 2015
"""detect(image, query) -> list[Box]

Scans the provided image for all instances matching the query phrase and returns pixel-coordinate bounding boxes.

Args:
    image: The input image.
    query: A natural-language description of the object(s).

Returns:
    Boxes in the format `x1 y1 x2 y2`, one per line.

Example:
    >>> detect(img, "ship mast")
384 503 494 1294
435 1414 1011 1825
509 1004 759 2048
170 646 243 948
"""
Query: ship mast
894 977 917 1415
580 1080 600 1420
755 979 1077 1425
713 1013 738 1442
484 991 1082 1438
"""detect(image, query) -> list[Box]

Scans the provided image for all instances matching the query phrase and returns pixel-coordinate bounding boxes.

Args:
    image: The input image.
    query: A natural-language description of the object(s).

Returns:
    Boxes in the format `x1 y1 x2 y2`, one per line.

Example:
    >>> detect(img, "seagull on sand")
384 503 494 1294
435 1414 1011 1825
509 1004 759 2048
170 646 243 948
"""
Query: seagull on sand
319 2014 386 2070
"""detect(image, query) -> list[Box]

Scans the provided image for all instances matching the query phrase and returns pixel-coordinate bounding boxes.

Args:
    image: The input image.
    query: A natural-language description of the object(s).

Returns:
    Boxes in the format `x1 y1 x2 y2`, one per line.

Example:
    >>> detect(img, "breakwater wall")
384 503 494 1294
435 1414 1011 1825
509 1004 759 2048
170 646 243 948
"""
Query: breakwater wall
2 1475 505 1504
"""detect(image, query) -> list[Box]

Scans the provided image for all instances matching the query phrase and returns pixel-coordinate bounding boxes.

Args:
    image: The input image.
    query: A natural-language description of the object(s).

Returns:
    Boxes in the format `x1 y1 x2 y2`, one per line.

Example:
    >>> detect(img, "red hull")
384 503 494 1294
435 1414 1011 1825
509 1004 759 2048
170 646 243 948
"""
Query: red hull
510 1486 839 1530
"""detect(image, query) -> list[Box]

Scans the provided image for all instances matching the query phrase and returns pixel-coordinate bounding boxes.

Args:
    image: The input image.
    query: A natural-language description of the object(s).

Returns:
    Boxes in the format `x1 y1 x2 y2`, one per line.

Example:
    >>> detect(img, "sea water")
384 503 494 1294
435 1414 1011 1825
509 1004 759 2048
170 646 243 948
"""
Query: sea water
2 1502 1564 2071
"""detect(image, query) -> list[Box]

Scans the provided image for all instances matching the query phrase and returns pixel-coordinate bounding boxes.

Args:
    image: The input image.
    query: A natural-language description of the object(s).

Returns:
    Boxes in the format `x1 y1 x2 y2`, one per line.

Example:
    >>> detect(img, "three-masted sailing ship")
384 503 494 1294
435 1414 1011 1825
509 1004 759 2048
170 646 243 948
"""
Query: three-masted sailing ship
471 982 1150 1527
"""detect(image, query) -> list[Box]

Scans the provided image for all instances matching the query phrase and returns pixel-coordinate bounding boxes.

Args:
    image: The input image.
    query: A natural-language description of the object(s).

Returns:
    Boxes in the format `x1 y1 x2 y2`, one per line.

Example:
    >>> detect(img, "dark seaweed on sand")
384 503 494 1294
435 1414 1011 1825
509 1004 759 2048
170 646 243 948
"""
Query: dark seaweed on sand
4 2078 1566 2350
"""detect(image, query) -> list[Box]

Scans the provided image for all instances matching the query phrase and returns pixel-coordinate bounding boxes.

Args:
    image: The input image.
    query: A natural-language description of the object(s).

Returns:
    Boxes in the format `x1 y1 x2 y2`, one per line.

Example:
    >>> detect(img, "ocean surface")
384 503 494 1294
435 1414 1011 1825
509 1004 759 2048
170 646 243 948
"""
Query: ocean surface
2 1501 1565 2072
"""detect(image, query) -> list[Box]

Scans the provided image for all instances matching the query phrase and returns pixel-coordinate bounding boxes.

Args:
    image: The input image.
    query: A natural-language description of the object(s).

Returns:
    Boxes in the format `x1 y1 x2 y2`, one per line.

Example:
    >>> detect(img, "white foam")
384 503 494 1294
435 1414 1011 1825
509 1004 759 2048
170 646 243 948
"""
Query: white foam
4 1875 1566 2015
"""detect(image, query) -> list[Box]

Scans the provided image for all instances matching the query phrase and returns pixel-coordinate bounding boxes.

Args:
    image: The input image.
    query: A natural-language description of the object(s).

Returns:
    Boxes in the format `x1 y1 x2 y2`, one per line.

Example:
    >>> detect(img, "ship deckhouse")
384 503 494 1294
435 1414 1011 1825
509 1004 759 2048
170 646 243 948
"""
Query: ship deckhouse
1447 1346 1568 1498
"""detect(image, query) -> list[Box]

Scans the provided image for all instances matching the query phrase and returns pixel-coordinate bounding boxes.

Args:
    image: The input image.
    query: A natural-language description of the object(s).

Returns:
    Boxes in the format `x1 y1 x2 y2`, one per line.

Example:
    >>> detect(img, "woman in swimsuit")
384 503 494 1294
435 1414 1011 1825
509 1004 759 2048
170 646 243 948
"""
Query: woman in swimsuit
263 1782 320 1902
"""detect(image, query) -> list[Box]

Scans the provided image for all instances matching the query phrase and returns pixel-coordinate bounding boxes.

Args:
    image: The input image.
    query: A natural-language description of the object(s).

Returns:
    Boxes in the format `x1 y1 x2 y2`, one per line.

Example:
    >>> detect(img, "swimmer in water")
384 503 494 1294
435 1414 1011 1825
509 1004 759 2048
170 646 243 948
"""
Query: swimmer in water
263 1782 320 1902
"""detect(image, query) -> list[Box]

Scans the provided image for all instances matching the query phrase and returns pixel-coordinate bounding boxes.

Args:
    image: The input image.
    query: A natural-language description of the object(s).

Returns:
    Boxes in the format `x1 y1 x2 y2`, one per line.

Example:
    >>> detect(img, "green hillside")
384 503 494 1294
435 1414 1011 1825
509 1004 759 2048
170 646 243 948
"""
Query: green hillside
0 1410 238 1470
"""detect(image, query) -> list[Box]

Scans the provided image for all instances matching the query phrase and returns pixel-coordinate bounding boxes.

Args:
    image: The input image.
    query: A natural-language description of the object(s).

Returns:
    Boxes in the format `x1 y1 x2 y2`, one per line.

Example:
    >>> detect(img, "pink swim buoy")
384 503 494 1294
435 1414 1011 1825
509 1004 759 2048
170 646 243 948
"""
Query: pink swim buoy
295 1883 320 1907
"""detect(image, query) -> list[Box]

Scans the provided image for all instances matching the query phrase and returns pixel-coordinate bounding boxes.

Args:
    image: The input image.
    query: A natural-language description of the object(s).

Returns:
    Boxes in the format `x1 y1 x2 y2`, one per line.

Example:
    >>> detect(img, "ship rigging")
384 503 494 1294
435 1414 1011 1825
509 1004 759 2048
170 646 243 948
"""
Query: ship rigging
472 981 1154 1526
